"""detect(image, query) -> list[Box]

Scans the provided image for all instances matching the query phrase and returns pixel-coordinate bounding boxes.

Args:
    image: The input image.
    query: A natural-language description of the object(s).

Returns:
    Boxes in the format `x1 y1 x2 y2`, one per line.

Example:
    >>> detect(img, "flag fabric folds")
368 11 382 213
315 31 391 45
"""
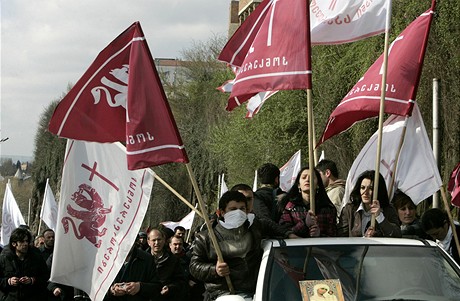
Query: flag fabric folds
279 150 301 192
40 179 59 231
245 90 278 118
342 104 441 208
50 140 154 301
48 22 188 170
310 0 389 45
448 162 460 207
218 0 311 111
1 181 26 246
161 210 196 231
216 73 278 118
318 6 435 145
218 0 389 113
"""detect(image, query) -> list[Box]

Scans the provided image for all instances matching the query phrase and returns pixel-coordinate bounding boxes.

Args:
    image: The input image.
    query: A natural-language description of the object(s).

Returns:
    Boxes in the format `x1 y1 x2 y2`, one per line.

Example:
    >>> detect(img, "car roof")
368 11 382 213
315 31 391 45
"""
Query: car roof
262 237 438 249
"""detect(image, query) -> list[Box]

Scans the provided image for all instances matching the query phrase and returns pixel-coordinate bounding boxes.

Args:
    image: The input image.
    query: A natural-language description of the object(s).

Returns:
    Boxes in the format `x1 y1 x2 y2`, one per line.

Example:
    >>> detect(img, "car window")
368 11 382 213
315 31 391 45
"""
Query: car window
264 244 460 301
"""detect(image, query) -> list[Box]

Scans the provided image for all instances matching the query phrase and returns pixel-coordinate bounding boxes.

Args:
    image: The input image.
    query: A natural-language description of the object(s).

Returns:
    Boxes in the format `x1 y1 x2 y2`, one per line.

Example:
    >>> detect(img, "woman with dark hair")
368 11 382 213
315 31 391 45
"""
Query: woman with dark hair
278 166 337 237
392 190 429 239
338 170 401 237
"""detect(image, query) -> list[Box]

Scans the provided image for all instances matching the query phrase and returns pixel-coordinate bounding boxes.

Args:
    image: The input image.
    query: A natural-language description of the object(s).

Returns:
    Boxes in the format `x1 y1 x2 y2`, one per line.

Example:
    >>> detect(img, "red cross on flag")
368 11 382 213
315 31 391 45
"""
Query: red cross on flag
48 22 188 170
50 139 154 301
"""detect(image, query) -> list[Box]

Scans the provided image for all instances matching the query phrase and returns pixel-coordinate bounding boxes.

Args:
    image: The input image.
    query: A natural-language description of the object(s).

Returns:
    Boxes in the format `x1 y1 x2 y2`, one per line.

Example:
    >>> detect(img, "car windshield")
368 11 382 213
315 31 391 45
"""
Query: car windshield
264 244 460 301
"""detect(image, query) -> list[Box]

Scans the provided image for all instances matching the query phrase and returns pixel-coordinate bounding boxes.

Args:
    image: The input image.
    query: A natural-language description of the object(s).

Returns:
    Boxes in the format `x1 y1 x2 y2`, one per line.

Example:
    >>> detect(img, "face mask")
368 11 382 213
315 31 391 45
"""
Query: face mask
219 209 247 229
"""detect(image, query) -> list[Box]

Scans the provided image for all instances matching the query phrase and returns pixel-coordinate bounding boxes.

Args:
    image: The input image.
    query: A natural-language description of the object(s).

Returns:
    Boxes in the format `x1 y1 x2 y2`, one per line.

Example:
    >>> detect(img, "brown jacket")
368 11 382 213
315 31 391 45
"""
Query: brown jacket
338 203 402 237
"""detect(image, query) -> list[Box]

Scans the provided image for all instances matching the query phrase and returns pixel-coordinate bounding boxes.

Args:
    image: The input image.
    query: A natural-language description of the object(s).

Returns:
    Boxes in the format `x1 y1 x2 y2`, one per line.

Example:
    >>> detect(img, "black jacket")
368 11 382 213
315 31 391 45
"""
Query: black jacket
0 244 49 301
189 221 263 300
105 248 162 301
146 248 186 301
253 186 277 220
253 186 291 237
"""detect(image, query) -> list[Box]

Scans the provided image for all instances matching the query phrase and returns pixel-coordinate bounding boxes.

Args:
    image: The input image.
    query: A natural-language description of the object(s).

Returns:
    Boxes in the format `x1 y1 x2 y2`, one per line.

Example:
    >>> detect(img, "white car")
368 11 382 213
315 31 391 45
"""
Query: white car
252 237 460 301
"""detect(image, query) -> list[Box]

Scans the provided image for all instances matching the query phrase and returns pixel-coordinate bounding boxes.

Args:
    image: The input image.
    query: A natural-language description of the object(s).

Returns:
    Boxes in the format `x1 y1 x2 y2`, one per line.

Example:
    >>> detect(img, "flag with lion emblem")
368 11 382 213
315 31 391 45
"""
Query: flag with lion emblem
50 140 154 301
48 22 188 170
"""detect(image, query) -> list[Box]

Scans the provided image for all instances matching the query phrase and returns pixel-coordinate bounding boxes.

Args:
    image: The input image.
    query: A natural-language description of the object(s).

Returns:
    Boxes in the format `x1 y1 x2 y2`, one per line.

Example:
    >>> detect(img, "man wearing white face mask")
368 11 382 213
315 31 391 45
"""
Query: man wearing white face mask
189 191 263 301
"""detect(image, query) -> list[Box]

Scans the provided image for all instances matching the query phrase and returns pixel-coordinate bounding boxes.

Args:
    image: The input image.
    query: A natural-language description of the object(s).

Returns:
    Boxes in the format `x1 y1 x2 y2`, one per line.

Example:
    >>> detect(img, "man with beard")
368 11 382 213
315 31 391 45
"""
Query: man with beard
39 229 55 262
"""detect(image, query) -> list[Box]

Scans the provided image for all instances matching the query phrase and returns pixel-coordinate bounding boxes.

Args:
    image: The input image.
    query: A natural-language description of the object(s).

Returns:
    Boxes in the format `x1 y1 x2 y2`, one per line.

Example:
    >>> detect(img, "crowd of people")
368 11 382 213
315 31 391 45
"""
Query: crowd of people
0 160 458 301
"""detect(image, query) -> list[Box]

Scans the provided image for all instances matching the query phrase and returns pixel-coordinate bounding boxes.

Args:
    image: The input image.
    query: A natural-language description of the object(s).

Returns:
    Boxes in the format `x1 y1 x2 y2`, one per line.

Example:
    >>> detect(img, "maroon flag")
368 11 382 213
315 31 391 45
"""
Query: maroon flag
317 5 435 146
448 162 460 207
218 0 272 67
219 0 311 111
48 22 189 170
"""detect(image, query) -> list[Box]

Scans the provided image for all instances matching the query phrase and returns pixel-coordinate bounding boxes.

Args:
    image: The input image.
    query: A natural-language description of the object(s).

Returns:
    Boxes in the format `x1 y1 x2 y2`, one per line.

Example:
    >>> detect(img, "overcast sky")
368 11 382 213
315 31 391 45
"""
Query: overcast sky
1 0 229 159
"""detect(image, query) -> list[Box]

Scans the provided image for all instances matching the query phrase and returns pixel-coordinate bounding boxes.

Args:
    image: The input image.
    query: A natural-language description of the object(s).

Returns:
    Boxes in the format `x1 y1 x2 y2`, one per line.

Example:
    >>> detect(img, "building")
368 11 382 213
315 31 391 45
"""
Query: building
155 58 188 86
228 0 263 37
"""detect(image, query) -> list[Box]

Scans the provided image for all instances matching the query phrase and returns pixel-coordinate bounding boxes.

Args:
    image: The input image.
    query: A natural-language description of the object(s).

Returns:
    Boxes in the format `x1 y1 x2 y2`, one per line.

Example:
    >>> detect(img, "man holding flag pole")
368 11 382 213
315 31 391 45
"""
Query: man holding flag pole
48 22 234 299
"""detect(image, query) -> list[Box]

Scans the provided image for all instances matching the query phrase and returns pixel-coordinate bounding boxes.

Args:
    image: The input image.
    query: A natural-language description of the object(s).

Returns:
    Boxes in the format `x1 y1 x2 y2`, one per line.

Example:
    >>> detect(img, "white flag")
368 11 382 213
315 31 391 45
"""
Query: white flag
217 72 278 118
40 179 58 231
245 90 279 118
1 180 26 246
279 150 301 192
318 150 325 162
161 209 196 231
50 140 154 301
310 0 389 45
342 104 442 208
219 174 228 198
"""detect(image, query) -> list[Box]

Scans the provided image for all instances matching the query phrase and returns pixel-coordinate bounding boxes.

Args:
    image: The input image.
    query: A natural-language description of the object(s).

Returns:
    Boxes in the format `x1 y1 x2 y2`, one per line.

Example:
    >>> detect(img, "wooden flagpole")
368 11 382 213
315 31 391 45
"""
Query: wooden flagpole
217 173 222 209
305 0 315 215
371 0 393 228
312 114 319 166
307 89 316 214
149 170 203 219
386 117 409 198
115 143 203 218
185 163 235 294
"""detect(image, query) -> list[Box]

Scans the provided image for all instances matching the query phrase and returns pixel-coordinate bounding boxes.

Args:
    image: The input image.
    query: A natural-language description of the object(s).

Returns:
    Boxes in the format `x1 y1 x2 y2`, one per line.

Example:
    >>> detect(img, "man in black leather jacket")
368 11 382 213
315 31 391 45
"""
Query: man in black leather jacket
189 191 263 301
